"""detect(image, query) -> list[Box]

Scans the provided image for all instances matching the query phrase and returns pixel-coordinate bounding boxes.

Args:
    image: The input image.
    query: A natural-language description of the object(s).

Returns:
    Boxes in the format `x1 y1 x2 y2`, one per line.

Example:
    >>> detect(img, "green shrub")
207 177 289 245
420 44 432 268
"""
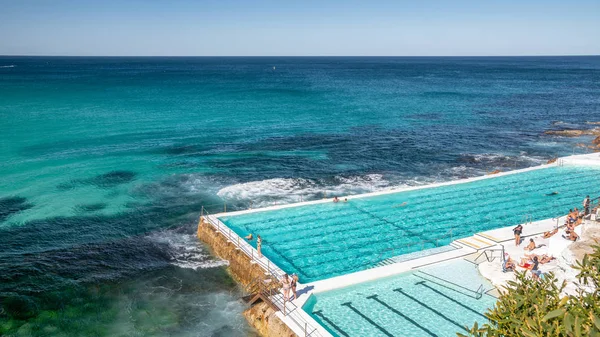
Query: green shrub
459 244 600 337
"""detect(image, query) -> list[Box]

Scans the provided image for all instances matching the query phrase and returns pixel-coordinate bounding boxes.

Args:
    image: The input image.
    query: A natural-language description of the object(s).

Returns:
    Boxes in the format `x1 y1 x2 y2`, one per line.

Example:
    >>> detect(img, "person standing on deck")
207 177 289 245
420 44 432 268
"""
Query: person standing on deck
281 274 292 301
513 224 523 246
584 195 591 215
291 274 298 300
257 235 262 258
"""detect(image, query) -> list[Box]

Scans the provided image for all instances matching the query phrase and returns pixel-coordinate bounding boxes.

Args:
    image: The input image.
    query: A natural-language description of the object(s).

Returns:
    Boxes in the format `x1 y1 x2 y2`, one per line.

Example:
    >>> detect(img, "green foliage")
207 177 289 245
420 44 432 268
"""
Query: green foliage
458 244 600 337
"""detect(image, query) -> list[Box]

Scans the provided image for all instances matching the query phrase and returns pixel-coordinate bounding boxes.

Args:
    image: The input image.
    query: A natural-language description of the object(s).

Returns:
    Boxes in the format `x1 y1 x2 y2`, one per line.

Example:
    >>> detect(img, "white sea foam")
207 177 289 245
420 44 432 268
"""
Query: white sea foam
147 231 229 270
517 152 547 164
217 174 392 208
462 152 547 166
0 65 15 68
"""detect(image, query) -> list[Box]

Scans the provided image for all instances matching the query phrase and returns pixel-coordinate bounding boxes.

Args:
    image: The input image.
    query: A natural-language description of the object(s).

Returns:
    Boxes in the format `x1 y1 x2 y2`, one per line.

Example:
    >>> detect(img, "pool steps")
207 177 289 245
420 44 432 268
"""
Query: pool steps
476 232 501 242
456 235 495 250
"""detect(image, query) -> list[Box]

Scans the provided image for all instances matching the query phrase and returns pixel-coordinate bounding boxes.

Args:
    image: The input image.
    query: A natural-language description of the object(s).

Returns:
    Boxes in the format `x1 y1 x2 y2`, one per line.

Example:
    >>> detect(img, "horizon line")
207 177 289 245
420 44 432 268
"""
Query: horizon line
1 54 599 58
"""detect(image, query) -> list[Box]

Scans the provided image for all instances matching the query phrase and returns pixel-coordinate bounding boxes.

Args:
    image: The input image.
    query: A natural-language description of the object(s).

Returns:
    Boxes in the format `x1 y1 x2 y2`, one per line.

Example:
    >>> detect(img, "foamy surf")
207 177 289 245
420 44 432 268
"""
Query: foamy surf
460 152 547 166
0 65 15 68
217 174 392 208
147 231 228 270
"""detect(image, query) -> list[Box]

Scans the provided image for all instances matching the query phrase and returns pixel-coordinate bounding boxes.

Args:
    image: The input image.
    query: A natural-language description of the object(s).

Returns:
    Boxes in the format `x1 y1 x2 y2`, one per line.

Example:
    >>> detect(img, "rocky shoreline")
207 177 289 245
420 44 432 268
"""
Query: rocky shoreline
197 219 296 337
544 124 600 151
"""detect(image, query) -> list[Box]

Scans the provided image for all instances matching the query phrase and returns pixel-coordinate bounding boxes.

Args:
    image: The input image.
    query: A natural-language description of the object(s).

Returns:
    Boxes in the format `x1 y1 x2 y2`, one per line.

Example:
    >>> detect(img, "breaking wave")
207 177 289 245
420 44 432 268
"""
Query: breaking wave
217 174 392 208
459 152 547 167
0 65 15 68
147 230 228 270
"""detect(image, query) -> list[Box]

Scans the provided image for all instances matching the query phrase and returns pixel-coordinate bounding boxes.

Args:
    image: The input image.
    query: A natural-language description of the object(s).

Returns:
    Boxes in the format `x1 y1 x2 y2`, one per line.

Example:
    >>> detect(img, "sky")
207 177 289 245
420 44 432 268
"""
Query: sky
1 0 599 56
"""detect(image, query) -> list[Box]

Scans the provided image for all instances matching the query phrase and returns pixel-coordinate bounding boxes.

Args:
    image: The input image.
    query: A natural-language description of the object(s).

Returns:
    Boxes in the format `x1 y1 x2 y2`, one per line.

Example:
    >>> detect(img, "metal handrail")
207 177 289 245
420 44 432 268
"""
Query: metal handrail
200 206 324 337
415 269 486 299
471 244 505 264
201 207 285 280
521 214 532 225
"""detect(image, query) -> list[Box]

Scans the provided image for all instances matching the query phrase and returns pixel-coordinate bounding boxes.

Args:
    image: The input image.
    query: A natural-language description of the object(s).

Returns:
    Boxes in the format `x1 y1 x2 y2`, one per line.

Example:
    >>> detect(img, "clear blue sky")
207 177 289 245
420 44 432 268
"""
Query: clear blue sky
1 0 598 56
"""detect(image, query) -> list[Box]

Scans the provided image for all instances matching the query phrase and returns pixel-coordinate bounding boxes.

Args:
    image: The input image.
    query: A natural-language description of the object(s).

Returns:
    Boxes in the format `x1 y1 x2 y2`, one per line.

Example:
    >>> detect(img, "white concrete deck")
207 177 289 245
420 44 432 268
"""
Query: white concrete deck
477 219 585 292
200 152 600 337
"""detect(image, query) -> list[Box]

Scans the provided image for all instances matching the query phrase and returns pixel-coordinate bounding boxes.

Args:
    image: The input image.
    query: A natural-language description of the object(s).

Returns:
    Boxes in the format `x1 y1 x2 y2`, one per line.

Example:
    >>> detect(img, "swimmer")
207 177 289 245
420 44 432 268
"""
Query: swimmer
344 198 348 202
333 196 339 203
546 191 559 196
245 234 253 241
393 202 408 208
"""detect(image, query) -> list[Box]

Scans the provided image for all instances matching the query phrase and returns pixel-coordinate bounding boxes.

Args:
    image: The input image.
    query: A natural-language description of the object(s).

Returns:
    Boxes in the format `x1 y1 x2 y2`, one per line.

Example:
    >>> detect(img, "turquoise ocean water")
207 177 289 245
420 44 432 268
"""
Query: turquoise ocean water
1 56 600 336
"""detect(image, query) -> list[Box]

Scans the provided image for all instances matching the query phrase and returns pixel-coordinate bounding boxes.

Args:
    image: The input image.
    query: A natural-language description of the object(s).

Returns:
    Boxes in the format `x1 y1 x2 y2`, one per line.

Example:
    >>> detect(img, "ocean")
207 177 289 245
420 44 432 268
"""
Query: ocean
1 56 599 336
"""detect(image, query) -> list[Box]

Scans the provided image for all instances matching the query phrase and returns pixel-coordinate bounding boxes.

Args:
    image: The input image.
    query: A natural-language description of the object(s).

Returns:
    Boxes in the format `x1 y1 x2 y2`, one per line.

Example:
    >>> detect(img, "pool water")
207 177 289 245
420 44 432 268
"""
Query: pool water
303 260 496 337
220 166 600 282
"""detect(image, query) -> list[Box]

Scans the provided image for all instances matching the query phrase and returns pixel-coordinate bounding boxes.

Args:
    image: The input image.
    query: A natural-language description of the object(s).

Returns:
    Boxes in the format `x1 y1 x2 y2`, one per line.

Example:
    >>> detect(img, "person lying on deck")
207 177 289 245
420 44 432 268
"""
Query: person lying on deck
518 257 533 269
563 231 579 242
524 253 555 264
543 228 558 239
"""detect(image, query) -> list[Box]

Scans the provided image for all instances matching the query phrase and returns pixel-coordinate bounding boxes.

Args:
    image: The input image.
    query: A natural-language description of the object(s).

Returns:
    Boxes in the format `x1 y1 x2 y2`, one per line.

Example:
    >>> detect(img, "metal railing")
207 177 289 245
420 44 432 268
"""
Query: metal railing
414 270 487 299
471 244 505 264
200 206 325 337
521 214 533 226
201 206 285 280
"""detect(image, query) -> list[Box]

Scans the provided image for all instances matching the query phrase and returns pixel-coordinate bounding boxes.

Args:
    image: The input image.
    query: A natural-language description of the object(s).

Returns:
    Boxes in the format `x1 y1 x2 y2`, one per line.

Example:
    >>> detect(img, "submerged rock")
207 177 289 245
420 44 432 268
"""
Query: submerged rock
0 196 33 222
544 129 600 137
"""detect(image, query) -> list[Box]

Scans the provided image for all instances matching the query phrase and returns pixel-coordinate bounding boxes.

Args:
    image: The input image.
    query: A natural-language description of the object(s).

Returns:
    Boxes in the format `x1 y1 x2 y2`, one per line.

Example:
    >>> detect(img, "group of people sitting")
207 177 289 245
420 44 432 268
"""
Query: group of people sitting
503 252 554 280
504 197 593 279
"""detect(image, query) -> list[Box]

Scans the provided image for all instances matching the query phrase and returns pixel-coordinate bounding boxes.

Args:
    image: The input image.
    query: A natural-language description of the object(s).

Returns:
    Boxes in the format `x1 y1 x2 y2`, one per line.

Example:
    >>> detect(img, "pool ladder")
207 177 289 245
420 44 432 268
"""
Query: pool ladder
521 214 533 226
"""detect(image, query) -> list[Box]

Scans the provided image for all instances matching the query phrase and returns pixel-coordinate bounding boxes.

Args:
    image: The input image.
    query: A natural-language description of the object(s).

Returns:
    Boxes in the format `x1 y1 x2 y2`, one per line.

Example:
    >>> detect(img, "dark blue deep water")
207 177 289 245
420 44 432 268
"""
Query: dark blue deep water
1 56 600 336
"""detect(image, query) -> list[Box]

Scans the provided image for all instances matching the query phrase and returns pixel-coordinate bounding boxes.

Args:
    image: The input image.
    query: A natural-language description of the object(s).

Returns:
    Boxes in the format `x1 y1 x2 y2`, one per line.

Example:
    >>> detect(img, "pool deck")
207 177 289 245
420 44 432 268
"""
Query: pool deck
200 152 600 337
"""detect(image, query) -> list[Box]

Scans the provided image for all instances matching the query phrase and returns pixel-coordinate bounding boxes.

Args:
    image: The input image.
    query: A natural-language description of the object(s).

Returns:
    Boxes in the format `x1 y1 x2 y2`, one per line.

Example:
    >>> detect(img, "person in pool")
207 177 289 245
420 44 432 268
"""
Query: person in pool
546 191 559 196
333 196 339 203
245 234 253 241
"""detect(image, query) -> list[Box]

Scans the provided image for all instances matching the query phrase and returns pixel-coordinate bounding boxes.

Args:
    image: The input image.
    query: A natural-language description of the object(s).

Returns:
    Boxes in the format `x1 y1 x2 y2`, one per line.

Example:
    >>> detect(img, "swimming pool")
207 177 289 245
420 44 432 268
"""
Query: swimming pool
303 259 496 337
219 166 600 282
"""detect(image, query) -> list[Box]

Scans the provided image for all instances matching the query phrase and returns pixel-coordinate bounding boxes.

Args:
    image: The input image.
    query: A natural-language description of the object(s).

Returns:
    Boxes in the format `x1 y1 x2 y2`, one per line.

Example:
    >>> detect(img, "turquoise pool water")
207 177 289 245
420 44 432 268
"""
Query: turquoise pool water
303 259 496 337
219 166 600 282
